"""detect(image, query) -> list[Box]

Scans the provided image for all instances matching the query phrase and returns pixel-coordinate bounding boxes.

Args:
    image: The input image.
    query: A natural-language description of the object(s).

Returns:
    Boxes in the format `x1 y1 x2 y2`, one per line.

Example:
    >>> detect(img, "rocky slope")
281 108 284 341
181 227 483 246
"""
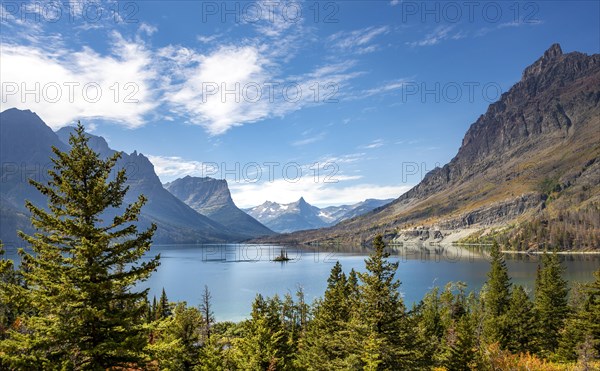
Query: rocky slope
254 44 600 249
164 176 275 239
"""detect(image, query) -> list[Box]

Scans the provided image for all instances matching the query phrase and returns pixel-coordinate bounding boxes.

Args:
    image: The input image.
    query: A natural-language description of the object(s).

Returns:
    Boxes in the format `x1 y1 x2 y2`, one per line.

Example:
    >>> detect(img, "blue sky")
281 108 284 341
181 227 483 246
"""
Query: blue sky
1 0 599 207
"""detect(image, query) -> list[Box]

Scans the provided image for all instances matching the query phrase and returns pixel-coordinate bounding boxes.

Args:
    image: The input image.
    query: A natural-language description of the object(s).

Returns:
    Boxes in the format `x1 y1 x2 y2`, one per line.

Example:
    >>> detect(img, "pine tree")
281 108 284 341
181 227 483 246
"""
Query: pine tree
0 123 160 369
233 294 287 370
534 252 569 356
355 234 415 369
156 287 172 319
505 285 536 353
482 240 512 346
296 261 351 369
585 269 600 355
444 315 477 371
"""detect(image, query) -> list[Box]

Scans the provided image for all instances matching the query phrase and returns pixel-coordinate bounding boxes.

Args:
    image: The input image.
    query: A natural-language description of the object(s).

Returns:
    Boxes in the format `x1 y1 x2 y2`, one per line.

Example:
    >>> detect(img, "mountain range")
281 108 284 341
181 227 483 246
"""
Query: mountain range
244 197 393 233
0 110 271 244
164 176 275 238
252 44 600 250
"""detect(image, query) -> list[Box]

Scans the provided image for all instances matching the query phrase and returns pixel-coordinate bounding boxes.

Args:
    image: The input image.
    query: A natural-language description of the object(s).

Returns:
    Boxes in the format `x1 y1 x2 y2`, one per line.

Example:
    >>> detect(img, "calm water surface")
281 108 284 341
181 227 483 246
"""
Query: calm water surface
4 244 599 322
140 244 599 322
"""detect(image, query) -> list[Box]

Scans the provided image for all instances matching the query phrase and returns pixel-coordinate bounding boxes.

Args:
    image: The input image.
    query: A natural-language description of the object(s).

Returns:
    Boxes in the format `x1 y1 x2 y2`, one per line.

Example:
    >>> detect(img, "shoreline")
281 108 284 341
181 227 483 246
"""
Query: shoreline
501 250 600 255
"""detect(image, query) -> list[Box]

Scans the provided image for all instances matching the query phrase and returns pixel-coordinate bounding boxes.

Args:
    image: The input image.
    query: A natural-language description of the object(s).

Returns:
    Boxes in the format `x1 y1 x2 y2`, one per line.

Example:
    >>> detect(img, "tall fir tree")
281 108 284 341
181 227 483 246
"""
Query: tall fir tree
355 234 416 370
534 252 569 356
233 294 288 370
585 269 600 355
296 261 352 369
156 287 172 319
504 285 536 353
0 123 160 369
481 240 512 346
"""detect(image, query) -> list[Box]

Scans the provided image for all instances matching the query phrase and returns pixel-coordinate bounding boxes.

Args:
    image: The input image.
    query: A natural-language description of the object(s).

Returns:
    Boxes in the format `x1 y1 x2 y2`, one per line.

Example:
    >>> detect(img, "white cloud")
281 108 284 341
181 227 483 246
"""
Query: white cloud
164 45 273 135
162 45 361 135
0 32 158 129
147 155 217 181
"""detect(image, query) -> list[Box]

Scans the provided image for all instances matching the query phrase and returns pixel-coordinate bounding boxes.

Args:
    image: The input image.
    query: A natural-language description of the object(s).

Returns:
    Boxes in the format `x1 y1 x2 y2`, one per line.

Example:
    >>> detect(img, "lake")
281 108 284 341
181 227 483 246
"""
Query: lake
4 243 599 322
139 244 600 322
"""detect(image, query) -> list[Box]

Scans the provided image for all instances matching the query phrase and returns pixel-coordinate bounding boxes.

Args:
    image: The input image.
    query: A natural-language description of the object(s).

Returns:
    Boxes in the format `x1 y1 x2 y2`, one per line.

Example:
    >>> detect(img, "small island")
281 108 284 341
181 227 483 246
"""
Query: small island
273 248 291 262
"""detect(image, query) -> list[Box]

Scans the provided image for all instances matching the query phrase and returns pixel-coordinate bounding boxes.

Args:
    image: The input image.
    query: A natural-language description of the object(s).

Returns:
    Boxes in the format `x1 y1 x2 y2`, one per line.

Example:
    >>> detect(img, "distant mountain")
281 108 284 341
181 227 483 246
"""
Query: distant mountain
245 197 393 233
245 197 328 233
164 176 275 239
320 199 394 224
0 109 242 244
253 44 600 249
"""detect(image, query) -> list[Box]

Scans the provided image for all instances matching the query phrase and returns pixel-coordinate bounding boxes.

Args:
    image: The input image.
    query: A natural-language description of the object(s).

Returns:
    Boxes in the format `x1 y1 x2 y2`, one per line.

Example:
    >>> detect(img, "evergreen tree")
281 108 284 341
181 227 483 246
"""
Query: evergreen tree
156 287 172 319
413 286 446 368
534 252 569 356
481 240 511 346
147 302 203 370
296 261 351 369
505 285 536 353
585 269 600 355
444 315 477 371
233 294 287 370
355 234 416 370
0 123 160 369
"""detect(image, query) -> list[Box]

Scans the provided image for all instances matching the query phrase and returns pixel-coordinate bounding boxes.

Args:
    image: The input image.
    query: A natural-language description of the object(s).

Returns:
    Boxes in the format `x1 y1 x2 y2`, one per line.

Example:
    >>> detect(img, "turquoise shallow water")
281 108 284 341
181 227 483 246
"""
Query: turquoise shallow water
5 244 599 322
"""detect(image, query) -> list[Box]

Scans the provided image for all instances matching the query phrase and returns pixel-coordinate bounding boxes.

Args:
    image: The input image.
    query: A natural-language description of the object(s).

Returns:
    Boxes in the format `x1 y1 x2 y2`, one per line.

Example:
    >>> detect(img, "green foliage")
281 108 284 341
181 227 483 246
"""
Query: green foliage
482 241 512 346
0 139 598 370
354 234 417 370
504 285 537 354
0 123 160 369
534 252 569 356
296 261 351 370
147 301 203 370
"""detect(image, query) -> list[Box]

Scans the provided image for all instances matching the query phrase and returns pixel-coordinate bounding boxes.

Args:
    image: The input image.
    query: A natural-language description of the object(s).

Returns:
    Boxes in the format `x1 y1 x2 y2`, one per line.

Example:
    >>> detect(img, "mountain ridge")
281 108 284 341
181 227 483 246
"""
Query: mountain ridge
245 197 394 233
0 112 244 244
251 44 600 249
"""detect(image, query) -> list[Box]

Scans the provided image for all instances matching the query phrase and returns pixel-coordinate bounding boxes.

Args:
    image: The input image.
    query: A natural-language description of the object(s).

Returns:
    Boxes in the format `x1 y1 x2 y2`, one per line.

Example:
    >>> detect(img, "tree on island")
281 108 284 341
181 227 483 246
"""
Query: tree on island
0 123 160 369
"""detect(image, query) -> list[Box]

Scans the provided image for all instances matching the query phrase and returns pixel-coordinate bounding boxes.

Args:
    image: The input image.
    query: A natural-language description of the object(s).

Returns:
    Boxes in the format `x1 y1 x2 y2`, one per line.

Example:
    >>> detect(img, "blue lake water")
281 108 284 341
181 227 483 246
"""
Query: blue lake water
4 244 599 322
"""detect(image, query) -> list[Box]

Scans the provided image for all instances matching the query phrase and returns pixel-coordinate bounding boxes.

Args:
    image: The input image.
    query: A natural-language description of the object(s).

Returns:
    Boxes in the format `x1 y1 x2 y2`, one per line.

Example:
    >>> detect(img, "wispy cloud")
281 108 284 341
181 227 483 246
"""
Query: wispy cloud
407 25 465 47
292 131 327 146
361 78 412 97
328 26 390 54
361 139 385 149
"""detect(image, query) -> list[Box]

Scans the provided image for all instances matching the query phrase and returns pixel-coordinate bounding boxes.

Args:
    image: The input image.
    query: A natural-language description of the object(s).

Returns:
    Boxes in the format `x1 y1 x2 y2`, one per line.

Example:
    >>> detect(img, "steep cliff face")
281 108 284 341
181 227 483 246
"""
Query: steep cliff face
165 176 275 239
256 44 600 247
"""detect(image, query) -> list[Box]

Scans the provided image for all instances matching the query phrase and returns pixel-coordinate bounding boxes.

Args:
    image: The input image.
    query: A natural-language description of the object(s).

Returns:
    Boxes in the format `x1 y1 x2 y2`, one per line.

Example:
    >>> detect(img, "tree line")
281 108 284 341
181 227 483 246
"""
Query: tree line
0 124 599 370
